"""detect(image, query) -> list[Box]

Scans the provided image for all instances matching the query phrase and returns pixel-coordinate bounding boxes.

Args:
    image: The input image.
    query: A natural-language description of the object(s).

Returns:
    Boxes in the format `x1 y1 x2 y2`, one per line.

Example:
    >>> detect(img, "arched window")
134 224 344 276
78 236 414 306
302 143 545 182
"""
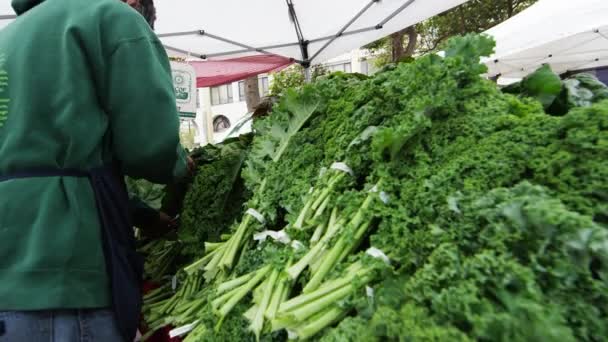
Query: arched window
213 115 231 133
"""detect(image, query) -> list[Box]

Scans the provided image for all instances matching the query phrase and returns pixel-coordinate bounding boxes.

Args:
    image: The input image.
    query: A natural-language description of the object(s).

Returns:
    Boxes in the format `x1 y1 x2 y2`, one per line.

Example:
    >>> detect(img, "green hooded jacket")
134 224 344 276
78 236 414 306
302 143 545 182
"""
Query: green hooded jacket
0 0 189 309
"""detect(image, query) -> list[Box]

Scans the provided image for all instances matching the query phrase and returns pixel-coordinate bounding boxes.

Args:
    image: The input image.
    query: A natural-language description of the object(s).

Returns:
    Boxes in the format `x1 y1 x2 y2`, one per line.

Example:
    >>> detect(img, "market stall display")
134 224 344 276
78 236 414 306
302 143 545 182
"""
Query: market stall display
140 35 608 341
484 0 608 84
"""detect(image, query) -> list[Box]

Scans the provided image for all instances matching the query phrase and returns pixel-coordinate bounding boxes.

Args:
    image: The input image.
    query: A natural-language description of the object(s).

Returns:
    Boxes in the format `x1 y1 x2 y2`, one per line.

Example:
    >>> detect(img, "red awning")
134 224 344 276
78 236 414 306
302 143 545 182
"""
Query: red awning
189 55 294 88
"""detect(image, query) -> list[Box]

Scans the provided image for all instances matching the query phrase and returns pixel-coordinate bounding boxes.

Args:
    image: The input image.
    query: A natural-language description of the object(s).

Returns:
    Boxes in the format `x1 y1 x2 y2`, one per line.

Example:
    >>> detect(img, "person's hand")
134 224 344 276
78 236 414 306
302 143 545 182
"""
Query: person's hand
141 212 178 239
187 156 196 177
160 212 178 230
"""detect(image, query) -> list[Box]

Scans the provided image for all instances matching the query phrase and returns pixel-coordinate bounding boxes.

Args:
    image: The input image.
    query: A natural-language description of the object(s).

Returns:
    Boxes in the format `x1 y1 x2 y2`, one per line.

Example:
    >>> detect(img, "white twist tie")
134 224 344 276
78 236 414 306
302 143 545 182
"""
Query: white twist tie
171 275 178 291
246 208 266 225
379 191 390 204
330 162 354 176
366 247 391 265
253 230 292 245
291 240 305 251
169 321 199 338
366 286 375 299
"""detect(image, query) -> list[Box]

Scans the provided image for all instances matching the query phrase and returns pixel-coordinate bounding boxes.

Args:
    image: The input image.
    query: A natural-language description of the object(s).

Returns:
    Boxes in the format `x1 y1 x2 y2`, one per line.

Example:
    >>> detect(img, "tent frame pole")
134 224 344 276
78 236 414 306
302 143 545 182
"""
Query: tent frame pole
286 0 310 68
309 0 380 62
154 0 420 64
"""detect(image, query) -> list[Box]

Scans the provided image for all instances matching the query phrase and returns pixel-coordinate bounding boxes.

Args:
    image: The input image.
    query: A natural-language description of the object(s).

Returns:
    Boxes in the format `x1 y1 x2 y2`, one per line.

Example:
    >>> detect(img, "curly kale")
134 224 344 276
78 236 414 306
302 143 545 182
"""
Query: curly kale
179 135 253 258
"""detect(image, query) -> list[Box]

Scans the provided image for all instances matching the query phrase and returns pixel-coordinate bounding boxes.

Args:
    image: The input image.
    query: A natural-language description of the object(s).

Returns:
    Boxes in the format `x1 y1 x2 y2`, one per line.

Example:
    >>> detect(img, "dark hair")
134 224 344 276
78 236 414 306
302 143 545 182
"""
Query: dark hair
124 0 157 29
139 0 157 29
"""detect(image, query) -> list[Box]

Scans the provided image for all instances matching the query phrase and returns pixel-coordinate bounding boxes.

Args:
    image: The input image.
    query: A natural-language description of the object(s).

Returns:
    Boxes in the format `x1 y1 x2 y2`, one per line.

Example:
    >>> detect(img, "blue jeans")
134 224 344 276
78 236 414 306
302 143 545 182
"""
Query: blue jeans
0 309 124 342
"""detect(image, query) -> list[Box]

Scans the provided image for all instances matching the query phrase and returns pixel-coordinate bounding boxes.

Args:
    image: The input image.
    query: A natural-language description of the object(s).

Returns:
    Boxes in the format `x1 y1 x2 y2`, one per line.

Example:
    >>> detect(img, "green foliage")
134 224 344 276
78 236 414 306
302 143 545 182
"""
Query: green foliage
179 135 253 257
144 33 608 341
503 65 608 116
417 0 538 54
269 65 305 97
503 64 562 108
367 0 537 68
126 177 165 210
549 73 608 115
269 65 330 97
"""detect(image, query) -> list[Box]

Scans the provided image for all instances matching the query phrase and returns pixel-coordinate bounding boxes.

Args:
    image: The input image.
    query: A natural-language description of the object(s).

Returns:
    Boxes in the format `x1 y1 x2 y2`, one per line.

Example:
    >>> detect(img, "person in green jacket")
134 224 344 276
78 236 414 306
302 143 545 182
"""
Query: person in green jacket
0 0 193 341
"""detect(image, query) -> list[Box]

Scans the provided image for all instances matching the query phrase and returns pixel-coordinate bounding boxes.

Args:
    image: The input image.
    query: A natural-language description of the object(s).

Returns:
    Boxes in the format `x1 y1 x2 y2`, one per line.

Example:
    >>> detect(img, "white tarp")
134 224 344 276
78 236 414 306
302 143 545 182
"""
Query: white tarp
484 0 608 84
0 0 470 64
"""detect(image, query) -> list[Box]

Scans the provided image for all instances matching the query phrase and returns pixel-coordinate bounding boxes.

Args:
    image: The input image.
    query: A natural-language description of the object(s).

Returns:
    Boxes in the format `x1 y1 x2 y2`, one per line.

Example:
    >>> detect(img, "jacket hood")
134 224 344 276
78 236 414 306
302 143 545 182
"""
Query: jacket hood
12 0 46 15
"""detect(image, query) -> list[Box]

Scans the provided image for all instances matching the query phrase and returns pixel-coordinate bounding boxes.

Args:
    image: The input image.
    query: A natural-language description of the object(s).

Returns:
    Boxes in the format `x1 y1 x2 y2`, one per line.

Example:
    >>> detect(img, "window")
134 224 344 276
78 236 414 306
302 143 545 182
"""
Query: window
213 115 231 133
343 62 352 73
238 81 246 102
327 62 352 73
210 84 233 105
361 60 369 75
258 76 270 97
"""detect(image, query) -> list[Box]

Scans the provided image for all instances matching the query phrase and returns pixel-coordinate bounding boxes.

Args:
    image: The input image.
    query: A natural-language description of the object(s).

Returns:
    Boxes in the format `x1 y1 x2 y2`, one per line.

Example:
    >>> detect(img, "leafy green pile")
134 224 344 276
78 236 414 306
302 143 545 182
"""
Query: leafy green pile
503 64 608 115
126 177 166 211
179 134 253 258
143 34 608 341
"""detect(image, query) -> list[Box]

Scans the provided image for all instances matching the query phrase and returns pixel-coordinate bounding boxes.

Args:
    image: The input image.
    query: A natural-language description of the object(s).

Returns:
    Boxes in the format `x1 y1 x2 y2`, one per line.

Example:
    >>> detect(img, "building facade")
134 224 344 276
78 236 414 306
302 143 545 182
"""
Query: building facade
183 49 379 146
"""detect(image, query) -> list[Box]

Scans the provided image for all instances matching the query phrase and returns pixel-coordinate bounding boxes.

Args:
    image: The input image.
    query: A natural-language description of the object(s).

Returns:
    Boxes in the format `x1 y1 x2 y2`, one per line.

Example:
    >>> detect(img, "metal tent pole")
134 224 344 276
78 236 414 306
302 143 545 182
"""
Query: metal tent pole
309 0 380 62
157 0 420 65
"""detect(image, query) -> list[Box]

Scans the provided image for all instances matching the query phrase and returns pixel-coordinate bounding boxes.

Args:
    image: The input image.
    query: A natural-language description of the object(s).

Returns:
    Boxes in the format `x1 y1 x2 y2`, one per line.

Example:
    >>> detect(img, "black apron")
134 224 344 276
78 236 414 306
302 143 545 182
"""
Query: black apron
0 166 143 342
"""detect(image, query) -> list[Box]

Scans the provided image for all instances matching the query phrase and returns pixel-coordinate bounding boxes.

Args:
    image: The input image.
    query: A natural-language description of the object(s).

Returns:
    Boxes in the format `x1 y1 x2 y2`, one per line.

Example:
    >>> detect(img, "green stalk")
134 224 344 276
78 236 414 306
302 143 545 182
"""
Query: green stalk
221 215 252 269
310 188 330 213
303 237 346 293
244 305 258 323
310 250 326 274
158 296 177 314
184 247 220 274
309 221 326 247
204 242 223 253
212 266 267 309
338 221 372 262
236 238 252 270
216 265 271 318
284 283 353 323
212 285 242 310
183 323 207 342
220 234 232 241
293 306 347 340
280 264 367 313
216 271 256 295
250 269 279 340
328 208 338 232
182 297 207 317
304 194 375 292
252 277 270 304
293 198 314 229
143 287 167 301
287 240 323 280
265 277 286 320
312 195 331 221
311 172 344 210
311 207 337 246
203 247 225 281
289 215 346 281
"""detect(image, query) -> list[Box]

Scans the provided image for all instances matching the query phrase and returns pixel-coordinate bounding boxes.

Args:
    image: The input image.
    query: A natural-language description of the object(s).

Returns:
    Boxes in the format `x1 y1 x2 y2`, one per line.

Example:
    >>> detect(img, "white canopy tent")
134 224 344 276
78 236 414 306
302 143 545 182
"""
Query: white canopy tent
0 0 470 66
484 0 608 85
